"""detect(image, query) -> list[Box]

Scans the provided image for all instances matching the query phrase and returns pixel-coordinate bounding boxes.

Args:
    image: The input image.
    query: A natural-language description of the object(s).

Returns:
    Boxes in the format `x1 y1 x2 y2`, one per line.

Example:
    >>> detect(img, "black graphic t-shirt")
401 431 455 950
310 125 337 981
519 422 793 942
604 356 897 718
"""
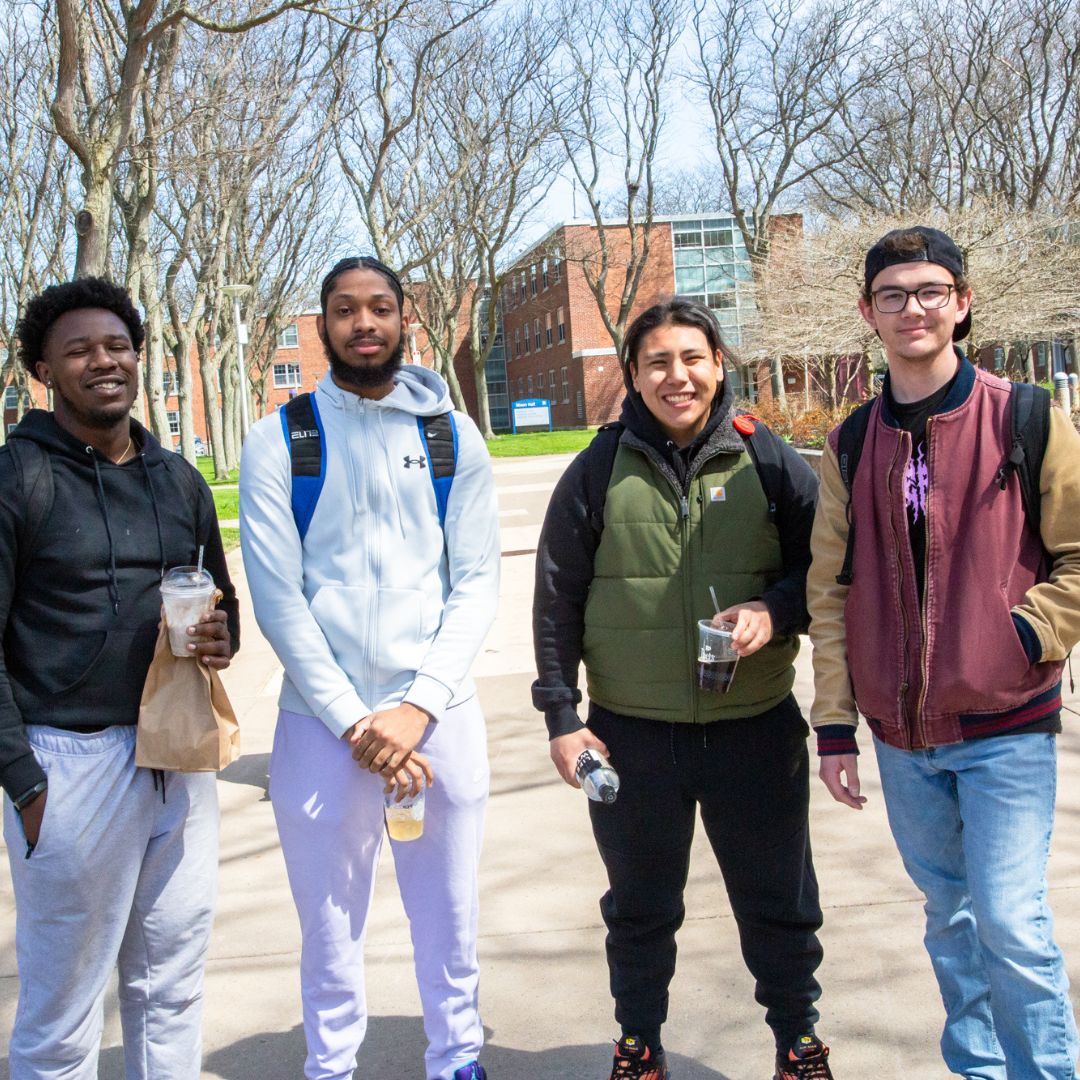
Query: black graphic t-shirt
884 372 957 603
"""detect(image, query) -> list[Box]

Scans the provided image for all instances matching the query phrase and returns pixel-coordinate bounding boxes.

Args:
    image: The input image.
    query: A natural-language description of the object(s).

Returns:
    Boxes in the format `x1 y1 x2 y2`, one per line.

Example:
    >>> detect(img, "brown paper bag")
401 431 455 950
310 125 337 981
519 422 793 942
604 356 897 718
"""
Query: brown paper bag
135 616 240 771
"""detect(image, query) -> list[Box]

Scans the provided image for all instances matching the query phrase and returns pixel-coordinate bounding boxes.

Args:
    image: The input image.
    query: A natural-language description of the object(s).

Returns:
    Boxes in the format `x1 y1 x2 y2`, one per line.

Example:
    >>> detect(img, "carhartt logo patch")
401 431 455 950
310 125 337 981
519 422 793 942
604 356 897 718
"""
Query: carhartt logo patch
710 486 726 502
403 455 427 469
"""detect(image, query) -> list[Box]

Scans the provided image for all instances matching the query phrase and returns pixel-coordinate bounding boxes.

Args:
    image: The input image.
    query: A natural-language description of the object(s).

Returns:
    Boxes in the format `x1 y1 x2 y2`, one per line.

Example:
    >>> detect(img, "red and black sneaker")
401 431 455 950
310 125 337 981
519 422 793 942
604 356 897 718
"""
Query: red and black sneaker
608 1035 670 1080
774 1035 833 1079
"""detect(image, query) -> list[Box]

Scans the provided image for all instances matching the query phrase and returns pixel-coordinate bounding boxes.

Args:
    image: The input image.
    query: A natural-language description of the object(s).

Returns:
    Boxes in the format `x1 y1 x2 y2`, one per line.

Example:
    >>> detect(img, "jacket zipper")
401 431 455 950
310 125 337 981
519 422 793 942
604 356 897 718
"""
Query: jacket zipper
914 417 933 748
679 490 695 723
359 400 380 698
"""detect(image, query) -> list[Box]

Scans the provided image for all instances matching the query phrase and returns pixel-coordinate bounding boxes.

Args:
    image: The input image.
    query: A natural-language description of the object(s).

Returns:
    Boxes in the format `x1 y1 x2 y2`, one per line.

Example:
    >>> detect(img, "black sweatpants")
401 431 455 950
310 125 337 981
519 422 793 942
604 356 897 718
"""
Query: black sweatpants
586 695 824 1051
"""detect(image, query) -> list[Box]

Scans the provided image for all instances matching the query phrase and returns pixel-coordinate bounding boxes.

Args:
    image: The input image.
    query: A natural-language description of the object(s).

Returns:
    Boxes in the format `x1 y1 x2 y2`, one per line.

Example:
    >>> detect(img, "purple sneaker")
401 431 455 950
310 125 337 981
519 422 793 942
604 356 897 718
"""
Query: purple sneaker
452 1063 487 1080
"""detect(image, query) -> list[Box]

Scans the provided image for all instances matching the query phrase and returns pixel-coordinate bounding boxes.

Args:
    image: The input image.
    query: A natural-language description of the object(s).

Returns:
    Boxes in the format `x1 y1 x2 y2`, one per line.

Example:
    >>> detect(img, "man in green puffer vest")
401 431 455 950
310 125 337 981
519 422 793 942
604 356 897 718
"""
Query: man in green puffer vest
532 298 834 1080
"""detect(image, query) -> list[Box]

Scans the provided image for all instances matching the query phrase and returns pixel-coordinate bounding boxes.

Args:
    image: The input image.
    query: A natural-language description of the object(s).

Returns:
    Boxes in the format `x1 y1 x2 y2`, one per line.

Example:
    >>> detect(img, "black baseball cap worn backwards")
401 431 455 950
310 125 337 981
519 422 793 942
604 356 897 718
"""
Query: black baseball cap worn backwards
864 226 971 341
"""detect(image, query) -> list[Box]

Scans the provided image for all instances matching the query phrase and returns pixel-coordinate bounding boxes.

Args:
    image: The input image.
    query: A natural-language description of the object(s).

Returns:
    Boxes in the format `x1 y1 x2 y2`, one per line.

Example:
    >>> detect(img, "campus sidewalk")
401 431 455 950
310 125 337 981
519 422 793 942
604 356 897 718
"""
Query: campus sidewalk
2 453 1080 1079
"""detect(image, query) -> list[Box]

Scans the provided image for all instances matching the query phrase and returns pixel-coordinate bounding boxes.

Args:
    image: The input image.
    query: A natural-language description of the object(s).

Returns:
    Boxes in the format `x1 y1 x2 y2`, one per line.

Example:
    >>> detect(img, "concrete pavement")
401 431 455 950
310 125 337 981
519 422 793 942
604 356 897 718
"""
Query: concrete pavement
3 450 1080 1079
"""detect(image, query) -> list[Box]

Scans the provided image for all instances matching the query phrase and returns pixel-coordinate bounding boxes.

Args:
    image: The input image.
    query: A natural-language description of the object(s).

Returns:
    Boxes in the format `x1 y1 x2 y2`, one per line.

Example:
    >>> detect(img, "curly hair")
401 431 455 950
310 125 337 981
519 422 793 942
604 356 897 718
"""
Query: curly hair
16 278 145 382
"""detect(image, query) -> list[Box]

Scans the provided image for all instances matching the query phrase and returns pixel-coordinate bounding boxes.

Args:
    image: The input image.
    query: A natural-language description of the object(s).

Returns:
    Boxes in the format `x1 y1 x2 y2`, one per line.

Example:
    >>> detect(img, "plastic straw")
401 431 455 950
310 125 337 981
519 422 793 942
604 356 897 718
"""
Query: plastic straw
709 586 721 615
197 544 205 577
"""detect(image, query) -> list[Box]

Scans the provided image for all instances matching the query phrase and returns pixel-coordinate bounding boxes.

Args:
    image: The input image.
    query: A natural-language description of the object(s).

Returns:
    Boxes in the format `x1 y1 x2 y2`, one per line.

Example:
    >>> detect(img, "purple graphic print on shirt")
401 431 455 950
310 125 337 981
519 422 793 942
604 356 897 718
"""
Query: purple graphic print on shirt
905 445 928 522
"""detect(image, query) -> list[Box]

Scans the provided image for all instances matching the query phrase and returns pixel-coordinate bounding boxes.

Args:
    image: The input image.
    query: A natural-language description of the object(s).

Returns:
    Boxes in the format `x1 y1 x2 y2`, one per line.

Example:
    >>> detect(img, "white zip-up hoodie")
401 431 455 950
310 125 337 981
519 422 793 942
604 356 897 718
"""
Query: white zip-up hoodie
239 367 500 737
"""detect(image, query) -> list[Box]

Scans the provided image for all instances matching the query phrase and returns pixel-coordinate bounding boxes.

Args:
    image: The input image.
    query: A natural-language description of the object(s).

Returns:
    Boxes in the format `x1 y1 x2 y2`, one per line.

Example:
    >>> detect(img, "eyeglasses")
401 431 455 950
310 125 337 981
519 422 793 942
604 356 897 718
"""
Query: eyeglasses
872 283 956 314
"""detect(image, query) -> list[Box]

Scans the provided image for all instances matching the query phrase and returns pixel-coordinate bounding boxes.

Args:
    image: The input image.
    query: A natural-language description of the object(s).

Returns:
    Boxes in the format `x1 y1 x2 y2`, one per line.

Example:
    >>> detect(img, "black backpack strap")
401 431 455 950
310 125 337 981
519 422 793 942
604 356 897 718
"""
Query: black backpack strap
281 393 325 541
417 412 458 528
585 422 623 540
835 400 875 586
7 439 55 582
997 382 1051 541
737 414 782 525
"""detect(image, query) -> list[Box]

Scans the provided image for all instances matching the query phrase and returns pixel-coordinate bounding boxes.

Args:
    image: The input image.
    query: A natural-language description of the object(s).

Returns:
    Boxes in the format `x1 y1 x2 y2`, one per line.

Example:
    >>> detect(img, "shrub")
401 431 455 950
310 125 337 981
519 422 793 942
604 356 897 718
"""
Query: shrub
738 398 863 448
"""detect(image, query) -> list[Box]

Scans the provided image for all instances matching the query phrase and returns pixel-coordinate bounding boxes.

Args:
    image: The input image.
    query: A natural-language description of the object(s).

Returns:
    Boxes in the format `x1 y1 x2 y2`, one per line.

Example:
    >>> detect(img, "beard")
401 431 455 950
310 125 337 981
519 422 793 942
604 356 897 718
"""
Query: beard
323 332 406 390
53 384 135 430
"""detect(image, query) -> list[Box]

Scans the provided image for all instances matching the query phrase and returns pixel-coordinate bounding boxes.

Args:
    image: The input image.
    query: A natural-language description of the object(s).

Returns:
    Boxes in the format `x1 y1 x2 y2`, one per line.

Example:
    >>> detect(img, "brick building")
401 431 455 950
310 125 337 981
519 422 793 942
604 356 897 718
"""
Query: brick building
498 215 767 429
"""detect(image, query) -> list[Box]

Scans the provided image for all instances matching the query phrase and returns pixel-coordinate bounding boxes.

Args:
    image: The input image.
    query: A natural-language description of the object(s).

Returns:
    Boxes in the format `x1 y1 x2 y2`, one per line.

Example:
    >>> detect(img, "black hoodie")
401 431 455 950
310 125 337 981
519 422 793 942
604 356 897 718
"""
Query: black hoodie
531 365 819 738
0 410 240 799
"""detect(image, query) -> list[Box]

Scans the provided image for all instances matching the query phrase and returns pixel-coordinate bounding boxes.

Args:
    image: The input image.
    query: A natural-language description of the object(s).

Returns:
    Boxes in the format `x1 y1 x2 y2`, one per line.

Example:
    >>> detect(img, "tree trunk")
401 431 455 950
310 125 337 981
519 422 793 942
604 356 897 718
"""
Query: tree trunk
73 172 112 279
770 355 787 409
474 369 494 439
196 325 229 481
136 267 172 448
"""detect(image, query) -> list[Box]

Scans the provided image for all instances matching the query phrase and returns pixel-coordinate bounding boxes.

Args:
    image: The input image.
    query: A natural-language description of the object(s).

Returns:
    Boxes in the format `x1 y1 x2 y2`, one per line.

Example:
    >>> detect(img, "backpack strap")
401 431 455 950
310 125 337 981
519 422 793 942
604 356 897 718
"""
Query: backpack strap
996 382 1051 540
281 393 325 542
834 399 875 586
734 412 781 525
584 422 623 540
416 412 458 529
7 439 54 582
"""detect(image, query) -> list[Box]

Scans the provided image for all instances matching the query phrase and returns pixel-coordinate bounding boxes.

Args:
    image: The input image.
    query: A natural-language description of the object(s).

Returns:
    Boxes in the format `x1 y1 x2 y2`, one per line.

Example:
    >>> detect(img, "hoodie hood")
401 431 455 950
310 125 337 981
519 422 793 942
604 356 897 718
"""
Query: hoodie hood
9 408 167 465
317 364 453 418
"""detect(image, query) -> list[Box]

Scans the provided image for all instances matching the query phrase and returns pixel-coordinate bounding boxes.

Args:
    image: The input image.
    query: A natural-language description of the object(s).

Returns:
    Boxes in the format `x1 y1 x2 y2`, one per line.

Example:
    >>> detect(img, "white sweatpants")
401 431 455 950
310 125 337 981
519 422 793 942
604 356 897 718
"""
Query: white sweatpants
3 724 219 1080
271 698 489 1080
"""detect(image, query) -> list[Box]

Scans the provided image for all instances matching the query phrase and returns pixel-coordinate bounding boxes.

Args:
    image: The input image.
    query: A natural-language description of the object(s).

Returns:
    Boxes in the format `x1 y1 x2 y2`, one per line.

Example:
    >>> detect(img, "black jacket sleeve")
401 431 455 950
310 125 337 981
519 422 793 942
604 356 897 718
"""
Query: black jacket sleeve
758 436 819 637
0 451 46 800
531 448 597 739
193 475 240 656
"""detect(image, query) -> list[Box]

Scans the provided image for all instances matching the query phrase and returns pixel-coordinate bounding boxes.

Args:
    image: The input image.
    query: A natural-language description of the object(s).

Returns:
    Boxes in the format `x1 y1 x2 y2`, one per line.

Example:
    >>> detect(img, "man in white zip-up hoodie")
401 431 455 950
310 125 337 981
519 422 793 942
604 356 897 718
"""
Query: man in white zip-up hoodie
239 257 500 1080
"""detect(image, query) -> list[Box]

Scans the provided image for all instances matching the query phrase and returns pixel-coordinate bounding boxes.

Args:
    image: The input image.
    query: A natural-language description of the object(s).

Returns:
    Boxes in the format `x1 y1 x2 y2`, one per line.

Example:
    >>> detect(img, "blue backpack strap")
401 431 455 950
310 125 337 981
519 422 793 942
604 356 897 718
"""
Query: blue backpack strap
416 412 458 529
281 393 325 541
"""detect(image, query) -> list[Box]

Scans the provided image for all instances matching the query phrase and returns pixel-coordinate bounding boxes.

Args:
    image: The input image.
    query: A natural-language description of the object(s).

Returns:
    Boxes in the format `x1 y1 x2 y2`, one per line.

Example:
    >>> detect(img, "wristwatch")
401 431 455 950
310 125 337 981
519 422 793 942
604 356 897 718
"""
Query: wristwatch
13 779 47 813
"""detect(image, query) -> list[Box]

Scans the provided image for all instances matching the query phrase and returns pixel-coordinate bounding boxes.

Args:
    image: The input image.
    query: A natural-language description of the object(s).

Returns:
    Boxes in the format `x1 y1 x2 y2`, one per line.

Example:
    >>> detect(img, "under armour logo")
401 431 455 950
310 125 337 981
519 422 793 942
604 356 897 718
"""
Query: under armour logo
403 455 427 468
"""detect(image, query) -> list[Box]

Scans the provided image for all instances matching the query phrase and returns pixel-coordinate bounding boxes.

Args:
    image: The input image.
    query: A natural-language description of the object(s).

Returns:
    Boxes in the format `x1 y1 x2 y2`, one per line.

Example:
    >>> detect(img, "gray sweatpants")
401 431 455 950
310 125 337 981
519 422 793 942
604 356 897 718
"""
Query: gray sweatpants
3 724 219 1080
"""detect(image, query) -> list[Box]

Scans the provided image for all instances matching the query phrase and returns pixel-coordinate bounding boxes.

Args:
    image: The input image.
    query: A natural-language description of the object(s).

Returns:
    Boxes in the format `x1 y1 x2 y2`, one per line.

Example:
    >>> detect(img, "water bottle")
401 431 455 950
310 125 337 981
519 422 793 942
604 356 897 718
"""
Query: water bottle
576 749 620 804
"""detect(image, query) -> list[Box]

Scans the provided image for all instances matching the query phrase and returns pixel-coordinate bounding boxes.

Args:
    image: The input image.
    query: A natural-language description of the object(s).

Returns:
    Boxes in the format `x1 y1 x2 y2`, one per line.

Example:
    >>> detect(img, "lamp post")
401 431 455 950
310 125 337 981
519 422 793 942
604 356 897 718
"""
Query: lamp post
221 284 252 439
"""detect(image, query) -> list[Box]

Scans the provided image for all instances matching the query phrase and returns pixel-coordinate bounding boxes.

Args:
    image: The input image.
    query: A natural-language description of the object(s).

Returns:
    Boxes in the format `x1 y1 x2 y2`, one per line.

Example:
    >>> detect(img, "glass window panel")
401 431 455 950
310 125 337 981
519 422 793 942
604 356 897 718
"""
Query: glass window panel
675 267 706 294
673 227 701 248
675 249 704 268
705 266 735 291
734 262 754 281
703 229 733 247
708 290 736 309
701 217 732 229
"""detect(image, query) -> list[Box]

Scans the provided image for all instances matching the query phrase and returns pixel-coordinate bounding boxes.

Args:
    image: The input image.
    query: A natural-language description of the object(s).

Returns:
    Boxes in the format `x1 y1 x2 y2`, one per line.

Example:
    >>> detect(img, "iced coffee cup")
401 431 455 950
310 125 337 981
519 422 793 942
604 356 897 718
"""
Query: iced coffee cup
160 566 217 658
384 786 425 842
697 619 739 693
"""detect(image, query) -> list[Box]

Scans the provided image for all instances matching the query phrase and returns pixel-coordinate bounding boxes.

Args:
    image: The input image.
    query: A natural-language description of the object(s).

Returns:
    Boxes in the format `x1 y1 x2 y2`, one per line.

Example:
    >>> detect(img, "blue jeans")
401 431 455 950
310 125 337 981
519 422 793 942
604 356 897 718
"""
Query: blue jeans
874 734 1078 1080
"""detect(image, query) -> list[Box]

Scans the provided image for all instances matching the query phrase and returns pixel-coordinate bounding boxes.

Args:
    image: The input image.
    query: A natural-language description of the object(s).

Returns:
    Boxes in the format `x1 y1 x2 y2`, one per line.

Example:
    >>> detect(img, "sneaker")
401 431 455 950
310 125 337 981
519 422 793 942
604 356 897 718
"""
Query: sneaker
609 1035 670 1080
452 1064 487 1080
774 1035 833 1079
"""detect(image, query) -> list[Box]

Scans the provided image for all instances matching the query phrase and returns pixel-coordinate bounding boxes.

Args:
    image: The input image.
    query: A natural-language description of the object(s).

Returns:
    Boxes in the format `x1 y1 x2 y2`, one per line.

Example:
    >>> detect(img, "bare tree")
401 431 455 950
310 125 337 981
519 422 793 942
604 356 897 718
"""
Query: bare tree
691 0 882 405
554 0 686 355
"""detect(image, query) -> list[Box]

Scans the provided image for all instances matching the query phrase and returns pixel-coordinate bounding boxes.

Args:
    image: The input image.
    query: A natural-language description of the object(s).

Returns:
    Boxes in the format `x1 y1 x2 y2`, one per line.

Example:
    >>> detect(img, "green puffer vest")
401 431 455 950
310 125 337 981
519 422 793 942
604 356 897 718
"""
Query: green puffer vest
583 442 798 723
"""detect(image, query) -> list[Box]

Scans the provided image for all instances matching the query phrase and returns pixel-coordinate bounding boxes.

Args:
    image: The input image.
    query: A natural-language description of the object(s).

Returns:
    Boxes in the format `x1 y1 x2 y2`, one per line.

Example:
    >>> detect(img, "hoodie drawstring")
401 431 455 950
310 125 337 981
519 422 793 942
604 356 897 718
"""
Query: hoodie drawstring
87 449 121 615
152 768 166 803
139 451 168 577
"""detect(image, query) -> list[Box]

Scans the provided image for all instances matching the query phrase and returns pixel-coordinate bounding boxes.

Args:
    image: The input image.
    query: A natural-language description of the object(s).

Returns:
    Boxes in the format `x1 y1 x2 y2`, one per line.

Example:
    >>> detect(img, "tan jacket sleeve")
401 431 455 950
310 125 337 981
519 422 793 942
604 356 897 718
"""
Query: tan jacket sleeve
1012 405 1080 660
807 442 859 731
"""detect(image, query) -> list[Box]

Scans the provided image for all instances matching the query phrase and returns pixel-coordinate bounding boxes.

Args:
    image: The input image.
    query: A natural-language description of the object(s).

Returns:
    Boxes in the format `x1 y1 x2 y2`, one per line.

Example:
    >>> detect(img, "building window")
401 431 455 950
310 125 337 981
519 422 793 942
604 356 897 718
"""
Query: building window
520 272 527 303
552 248 561 283
530 265 537 296
278 322 299 349
167 411 180 436
545 313 553 347
549 369 555 392
514 326 521 357
541 259 549 289
3 386 18 409
537 371 544 390
557 308 566 343
273 362 302 388
993 346 1005 371
576 389 584 419
162 370 178 396
561 366 569 403
6 422 16 434
527 375 534 394
517 377 524 398
534 319 541 351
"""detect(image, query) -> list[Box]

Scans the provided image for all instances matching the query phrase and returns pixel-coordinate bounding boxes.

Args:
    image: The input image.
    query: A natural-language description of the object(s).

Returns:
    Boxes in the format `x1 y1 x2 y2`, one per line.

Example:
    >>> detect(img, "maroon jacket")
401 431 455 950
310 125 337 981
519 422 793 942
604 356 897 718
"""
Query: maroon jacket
838 362 1061 750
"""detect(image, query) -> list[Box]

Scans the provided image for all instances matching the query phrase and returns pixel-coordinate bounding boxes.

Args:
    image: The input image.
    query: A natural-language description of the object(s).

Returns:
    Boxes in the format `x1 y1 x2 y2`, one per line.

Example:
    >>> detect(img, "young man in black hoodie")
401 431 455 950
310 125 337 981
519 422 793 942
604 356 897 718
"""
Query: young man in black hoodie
533 299 833 1080
1 278 239 1079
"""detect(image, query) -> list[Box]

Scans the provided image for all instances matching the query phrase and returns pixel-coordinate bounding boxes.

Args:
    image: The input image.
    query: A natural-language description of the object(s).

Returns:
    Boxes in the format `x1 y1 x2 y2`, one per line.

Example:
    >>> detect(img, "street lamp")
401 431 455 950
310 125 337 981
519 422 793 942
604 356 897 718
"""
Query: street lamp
221 283 252 439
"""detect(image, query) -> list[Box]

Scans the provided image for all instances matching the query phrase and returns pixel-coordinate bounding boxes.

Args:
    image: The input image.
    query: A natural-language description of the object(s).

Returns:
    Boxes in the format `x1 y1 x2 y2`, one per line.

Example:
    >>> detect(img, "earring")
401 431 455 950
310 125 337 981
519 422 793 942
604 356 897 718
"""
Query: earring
46 381 52 388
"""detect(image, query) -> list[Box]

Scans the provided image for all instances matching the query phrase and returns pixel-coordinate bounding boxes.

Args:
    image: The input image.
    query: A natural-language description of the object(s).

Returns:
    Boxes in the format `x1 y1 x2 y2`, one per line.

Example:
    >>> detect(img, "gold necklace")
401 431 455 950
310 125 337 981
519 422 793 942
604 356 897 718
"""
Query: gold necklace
113 438 134 465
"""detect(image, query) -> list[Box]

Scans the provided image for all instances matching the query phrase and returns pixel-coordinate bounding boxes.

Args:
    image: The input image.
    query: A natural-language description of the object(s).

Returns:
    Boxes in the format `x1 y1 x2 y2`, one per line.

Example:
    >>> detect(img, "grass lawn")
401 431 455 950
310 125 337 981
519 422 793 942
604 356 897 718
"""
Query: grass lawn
213 489 240 522
220 527 240 553
486 428 597 457
197 458 240 485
